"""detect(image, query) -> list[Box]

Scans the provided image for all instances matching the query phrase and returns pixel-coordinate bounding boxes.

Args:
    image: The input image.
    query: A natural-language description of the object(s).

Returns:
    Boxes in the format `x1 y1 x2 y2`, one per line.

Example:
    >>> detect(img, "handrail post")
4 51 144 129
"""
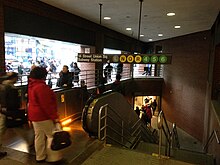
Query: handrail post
98 106 103 140
157 110 177 157
98 104 108 141
158 111 163 158
121 121 124 144
159 128 162 158
170 123 175 149
104 106 107 145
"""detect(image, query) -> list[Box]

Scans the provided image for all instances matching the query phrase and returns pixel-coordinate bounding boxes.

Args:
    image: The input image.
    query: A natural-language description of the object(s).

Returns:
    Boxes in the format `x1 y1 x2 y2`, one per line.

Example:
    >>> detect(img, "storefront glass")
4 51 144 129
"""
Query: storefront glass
5 32 81 74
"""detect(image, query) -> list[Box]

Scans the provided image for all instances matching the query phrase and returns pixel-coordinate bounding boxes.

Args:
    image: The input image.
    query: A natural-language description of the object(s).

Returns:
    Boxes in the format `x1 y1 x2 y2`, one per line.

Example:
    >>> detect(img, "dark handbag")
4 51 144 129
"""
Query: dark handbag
5 109 28 128
51 131 71 150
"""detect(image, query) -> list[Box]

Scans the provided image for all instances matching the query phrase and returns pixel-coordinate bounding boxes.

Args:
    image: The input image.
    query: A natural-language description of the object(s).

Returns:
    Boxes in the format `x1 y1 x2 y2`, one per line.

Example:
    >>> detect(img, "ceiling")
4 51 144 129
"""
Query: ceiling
39 0 220 42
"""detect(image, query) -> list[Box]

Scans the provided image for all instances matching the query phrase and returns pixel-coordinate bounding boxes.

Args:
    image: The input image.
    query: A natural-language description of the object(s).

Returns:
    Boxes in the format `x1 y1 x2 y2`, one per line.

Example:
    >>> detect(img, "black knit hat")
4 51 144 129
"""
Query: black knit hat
29 66 48 79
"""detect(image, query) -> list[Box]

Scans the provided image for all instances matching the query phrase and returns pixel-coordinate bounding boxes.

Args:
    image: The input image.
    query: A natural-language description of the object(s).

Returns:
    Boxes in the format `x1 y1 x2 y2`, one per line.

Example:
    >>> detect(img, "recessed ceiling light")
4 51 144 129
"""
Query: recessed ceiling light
167 12 175 16
104 17 111 20
140 34 144 37
174 25 181 29
126 27 132 31
158 34 163 37
148 39 153 41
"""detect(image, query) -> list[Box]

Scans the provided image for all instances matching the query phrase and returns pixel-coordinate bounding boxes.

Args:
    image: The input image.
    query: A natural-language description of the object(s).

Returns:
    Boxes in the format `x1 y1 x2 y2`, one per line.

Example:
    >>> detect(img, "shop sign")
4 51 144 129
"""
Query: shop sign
78 53 172 64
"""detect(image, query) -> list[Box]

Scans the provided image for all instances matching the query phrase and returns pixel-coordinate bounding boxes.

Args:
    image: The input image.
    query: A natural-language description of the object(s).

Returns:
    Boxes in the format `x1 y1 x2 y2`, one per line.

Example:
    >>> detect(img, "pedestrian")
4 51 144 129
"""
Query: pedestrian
111 74 124 94
81 80 90 104
57 65 73 87
144 98 152 126
116 63 123 75
104 61 113 82
151 99 158 116
135 106 140 117
0 72 20 158
70 62 81 86
28 66 63 163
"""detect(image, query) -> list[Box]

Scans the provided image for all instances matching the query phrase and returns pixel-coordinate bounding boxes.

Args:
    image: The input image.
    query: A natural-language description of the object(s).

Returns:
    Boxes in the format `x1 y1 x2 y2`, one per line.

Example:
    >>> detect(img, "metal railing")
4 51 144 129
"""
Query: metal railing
203 130 220 152
98 104 157 149
133 64 164 78
171 123 180 149
157 110 180 157
14 65 163 88
98 104 141 149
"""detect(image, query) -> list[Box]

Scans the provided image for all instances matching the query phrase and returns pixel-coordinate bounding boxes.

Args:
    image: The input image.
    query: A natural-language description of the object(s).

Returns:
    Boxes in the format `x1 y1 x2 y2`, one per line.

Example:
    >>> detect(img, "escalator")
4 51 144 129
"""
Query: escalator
82 91 158 148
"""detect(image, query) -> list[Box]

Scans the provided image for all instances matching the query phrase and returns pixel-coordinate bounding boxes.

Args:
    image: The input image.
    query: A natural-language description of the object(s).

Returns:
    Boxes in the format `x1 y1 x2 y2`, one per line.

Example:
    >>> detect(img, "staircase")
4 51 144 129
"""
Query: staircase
135 141 214 165
81 145 196 165
87 96 215 165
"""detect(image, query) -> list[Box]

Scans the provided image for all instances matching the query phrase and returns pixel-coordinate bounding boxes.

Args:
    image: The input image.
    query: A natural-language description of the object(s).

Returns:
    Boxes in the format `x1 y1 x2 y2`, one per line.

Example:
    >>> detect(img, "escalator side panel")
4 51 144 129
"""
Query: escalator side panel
82 92 139 136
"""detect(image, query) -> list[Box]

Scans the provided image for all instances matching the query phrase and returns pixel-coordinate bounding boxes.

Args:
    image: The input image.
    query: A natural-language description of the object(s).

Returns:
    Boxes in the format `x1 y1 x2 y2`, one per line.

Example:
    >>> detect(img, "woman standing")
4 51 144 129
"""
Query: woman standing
71 62 81 85
28 66 62 163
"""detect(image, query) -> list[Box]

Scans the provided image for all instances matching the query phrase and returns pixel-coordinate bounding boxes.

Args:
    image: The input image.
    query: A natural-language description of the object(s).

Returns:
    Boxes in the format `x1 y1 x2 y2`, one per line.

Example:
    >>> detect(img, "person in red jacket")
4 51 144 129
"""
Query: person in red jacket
144 98 152 126
28 66 62 163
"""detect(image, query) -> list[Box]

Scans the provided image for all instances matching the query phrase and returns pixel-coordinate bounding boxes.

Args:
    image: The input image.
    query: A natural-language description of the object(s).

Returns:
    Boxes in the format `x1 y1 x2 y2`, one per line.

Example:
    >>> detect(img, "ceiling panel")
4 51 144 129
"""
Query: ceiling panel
39 0 220 42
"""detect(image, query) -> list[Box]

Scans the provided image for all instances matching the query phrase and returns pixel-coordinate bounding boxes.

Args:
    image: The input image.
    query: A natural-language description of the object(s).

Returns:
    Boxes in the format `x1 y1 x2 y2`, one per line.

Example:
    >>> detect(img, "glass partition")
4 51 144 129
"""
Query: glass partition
5 32 96 87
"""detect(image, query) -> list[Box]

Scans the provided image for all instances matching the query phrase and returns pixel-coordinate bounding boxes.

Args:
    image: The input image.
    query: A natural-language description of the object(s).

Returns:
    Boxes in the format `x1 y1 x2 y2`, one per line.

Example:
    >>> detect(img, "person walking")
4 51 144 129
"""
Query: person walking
0 72 19 158
151 99 158 116
28 66 63 163
144 98 152 127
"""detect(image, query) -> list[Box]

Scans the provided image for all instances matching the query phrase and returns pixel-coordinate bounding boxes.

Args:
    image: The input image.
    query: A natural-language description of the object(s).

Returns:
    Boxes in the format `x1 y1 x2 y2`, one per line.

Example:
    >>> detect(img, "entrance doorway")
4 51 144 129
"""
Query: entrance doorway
134 95 160 116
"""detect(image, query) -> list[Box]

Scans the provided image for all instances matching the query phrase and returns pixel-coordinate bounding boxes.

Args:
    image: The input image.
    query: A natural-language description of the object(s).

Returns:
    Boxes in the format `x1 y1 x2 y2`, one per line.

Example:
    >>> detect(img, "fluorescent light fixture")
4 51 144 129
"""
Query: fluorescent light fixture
104 17 111 20
167 12 175 16
174 25 181 29
158 34 163 37
148 38 153 41
126 27 132 31
140 34 144 37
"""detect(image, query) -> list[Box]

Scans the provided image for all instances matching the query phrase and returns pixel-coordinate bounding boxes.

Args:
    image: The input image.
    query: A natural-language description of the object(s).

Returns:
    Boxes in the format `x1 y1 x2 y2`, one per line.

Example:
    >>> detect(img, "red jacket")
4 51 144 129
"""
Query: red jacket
28 78 59 122
145 105 152 119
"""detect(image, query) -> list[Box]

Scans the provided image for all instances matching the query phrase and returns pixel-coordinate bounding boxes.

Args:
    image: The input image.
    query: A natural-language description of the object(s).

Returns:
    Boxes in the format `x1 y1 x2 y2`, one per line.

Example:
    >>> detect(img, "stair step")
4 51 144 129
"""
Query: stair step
82 145 195 165
135 141 214 165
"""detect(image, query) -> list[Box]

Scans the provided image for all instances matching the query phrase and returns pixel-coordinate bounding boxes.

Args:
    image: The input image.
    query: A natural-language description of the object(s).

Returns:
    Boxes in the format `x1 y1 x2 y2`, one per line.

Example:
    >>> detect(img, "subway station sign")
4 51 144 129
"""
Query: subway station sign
77 53 172 64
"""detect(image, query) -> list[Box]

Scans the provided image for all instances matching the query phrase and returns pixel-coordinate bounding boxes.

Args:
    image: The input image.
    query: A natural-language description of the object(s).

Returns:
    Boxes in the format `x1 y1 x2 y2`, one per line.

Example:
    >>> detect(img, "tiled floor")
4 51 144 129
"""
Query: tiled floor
1 120 100 164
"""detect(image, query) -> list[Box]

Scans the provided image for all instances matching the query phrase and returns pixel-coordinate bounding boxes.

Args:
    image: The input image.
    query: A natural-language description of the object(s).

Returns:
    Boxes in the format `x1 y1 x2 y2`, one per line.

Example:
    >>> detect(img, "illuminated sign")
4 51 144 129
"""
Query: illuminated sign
78 53 172 64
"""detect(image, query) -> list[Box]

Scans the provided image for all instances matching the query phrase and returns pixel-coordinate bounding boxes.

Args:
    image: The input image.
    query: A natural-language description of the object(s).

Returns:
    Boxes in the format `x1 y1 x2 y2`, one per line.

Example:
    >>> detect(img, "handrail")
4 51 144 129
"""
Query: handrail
14 66 163 89
157 110 180 157
98 104 140 147
98 104 154 149
158 111 171 157
203 130 220 152
171 123 180 148
98 104 134 148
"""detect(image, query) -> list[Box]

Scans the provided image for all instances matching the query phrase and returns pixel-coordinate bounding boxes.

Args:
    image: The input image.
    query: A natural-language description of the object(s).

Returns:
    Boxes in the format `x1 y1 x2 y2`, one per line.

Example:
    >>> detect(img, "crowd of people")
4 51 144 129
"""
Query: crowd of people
0 60 157 163
135 98 158 127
